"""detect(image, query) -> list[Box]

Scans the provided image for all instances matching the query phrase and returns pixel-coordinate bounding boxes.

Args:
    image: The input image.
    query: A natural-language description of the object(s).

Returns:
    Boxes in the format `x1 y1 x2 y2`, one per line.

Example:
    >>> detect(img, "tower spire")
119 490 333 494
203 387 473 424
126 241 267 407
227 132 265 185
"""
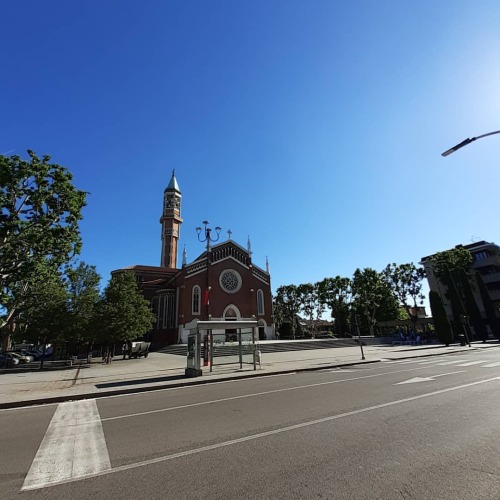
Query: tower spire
182 245 187 266
160 171 183 269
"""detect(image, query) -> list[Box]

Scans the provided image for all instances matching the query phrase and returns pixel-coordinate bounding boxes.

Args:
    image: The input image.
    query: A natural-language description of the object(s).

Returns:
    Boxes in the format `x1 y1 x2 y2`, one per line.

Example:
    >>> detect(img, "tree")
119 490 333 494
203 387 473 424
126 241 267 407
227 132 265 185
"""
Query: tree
475 272 500 339
96 272 155 361
0 151 87 343
274 285 301 339
429 291 453 346
66 262 101 351
272 295 286 337
318 276 352 337
18 260 70 367
384 263 426 331
430 247 473 280
430 248 473 339
297 282 324 338
351 268 399 335
458 271 487 341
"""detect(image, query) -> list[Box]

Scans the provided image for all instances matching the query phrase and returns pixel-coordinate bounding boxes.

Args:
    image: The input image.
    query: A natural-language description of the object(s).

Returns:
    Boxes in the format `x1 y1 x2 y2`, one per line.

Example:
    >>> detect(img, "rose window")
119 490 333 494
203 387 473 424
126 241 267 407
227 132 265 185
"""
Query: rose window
220 270 242 293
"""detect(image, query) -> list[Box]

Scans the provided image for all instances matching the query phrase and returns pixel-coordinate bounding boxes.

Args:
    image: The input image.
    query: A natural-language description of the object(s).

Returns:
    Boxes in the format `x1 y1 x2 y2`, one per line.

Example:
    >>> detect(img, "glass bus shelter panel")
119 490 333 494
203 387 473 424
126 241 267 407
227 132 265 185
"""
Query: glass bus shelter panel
210 328 256 370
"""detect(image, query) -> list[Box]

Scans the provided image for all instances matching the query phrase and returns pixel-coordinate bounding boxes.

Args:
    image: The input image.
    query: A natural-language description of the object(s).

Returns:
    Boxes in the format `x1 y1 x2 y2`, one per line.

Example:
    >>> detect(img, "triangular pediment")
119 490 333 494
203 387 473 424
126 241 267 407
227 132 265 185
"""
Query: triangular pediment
192 240 250 263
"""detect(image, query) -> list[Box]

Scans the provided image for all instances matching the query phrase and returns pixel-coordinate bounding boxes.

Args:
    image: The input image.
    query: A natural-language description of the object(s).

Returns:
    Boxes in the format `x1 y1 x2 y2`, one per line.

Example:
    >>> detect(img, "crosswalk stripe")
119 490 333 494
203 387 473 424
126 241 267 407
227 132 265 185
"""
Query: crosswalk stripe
22 399 111 491
482 362 500 368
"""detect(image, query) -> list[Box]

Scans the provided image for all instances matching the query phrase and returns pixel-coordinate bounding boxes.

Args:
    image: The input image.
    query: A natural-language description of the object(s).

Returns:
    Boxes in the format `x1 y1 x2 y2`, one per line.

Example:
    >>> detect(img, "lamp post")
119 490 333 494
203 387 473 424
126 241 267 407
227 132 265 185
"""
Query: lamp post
196 221 221 320
441 130 500 157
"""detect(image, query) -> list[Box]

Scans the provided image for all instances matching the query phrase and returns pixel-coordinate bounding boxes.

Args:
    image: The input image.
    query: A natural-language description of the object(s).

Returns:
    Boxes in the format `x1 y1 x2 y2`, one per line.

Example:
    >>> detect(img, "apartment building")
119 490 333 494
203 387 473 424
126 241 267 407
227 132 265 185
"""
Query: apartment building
421 240 500 325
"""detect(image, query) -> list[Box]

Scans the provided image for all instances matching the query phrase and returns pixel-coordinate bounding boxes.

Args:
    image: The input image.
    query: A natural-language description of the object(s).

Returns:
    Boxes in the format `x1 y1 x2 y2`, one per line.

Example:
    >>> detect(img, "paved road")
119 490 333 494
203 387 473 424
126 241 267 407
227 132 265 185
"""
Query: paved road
2 348 500 499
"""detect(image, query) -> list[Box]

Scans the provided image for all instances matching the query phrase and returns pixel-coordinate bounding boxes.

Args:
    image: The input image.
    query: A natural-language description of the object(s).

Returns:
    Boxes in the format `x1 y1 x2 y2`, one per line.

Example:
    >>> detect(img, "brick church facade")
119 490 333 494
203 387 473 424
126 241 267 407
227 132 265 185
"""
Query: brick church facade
114 172 274 348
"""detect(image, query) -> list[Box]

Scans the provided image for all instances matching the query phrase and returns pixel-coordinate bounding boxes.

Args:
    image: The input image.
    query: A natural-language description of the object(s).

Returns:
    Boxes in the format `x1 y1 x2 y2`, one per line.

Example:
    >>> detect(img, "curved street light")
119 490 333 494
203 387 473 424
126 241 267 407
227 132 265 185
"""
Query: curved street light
196 221 221 368
441 130 500 157
196 221 221 319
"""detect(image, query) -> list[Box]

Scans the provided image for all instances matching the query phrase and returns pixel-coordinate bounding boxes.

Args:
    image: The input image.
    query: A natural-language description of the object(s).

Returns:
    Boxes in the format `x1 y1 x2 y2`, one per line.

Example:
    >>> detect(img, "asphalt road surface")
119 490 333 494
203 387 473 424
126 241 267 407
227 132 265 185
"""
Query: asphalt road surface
2 348 500 499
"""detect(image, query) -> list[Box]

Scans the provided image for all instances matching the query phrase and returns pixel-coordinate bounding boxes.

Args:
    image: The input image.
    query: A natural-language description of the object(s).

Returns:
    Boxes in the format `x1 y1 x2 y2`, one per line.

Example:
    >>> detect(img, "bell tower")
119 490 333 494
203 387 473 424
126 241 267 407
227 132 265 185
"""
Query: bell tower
160 170 183 269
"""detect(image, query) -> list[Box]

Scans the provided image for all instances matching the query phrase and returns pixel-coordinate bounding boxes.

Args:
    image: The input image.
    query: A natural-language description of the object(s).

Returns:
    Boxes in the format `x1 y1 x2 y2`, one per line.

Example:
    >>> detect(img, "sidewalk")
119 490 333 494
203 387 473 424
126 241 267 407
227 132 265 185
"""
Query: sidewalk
1 341 499 409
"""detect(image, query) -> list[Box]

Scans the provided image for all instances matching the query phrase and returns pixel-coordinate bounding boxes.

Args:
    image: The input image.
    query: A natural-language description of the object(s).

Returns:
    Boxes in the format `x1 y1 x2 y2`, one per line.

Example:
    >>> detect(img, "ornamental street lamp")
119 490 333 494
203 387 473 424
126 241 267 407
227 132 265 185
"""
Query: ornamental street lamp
441 130 500 157
196 221 221 369
196 221 221 320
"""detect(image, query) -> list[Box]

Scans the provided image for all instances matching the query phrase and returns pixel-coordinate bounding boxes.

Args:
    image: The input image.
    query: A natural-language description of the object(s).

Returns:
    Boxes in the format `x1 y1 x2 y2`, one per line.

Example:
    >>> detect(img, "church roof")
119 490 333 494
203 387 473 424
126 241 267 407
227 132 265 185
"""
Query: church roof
193 239 247 261
120 265 176 272
189 239 269 275
114 265 178 287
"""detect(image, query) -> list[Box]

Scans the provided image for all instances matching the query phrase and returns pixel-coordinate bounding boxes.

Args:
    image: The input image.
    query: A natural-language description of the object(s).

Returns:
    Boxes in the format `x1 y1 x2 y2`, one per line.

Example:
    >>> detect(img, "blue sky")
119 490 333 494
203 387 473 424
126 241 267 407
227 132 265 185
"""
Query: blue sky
2 1 500 299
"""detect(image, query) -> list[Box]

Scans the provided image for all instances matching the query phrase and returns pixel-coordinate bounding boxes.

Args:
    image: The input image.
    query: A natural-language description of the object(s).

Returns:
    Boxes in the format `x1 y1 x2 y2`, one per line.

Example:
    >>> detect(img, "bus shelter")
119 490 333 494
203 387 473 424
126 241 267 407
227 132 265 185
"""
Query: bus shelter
185 320 259 377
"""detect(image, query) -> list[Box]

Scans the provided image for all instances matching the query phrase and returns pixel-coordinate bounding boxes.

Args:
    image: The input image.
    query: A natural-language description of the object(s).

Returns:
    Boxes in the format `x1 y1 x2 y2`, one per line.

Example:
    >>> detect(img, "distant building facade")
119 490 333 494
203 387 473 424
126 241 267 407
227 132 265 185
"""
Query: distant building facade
114 172 274 348
421 240 500 327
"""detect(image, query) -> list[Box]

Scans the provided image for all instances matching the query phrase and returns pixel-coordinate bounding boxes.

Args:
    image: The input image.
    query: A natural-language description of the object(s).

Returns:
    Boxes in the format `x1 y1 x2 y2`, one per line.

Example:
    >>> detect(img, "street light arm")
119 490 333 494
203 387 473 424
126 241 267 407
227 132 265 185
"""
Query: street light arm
442 130 500 157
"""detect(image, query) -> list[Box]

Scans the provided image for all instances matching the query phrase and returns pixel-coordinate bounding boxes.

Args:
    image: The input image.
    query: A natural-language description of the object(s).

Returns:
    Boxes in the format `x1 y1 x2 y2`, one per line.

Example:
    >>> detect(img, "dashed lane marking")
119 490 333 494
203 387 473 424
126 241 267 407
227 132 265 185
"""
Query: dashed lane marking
455 360 491 367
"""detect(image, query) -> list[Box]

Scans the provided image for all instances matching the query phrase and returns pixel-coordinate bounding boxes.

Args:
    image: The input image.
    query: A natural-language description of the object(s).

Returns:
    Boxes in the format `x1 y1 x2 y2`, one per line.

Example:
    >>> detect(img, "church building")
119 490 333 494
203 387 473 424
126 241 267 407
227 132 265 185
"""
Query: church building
114 172 274 348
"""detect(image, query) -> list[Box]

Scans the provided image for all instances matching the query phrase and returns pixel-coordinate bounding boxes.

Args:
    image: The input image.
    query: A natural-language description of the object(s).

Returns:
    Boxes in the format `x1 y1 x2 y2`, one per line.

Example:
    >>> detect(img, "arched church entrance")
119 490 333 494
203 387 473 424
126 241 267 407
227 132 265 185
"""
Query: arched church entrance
223 305 241 342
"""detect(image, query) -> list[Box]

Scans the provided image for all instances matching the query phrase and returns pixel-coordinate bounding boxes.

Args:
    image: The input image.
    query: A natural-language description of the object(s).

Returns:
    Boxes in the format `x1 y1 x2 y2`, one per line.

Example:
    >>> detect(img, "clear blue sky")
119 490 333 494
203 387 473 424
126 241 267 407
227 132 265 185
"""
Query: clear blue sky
2 1 500 298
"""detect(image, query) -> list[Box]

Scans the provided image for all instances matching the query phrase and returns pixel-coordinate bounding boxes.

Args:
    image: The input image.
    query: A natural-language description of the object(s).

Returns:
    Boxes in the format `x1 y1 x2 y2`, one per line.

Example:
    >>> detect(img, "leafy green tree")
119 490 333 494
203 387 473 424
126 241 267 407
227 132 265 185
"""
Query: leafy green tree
384 262 426 331
66 262 101 350
430 247 473 279
458 271 487 341
430 248 473 340
429 290 453 346
297 282 324 338
96 272 155 361
19 260 70 367
475 272 499 339
398 307 410 321
272 295 285 337
274 285 301 339
0 151 86 344
318 276 352 337
351 268 399 335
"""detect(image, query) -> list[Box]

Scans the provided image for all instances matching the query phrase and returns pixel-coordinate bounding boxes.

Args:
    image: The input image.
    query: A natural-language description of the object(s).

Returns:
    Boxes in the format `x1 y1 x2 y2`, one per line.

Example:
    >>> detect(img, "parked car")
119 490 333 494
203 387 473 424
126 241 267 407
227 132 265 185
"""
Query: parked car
13 351 35 362
6 352 31 364
123 341 151 359
21 349 41 361
0 353 20 368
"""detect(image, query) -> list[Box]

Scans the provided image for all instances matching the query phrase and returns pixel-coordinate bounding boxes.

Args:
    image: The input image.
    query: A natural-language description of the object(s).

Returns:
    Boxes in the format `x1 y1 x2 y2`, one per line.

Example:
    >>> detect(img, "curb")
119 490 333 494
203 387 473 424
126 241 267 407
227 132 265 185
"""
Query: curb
0 359 381 410
382 343 500 361
2 343 499 410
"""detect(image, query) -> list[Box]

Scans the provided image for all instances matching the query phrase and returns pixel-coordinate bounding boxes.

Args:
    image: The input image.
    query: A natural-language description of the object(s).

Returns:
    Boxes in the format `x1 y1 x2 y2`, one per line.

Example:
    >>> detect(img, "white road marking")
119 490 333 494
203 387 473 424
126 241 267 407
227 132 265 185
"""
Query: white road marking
23 376 500 491
482 362 500 368
22 399 111 491
387 359 434 365
395 371 465 385
434 359 469 365
455 360 487 367
320 369 356 373
98 365 458 423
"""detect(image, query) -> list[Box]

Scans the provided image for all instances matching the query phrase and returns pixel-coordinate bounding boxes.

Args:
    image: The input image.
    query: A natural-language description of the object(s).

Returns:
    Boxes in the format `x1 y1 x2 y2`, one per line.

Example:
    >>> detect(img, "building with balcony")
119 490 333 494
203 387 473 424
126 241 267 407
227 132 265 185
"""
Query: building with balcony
421 240 500 331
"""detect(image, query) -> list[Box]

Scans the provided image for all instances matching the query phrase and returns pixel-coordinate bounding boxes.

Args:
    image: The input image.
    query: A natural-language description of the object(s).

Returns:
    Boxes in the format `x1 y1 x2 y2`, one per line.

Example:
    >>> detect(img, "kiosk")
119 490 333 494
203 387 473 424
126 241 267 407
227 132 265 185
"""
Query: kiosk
185 320 259 377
